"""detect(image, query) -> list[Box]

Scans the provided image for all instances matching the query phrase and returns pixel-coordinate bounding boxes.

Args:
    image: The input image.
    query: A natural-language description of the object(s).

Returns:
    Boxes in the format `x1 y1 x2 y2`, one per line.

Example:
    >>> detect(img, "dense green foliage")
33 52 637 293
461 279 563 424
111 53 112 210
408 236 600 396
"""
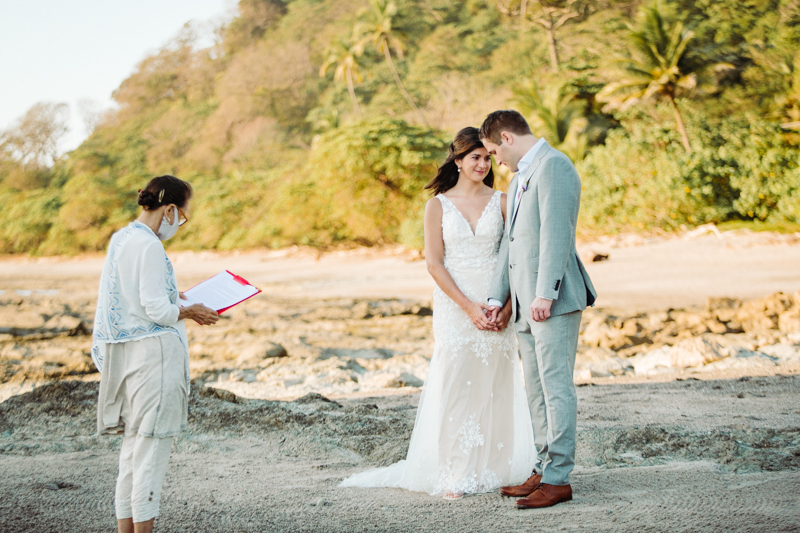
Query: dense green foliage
578 107 800 232
1 0 799 253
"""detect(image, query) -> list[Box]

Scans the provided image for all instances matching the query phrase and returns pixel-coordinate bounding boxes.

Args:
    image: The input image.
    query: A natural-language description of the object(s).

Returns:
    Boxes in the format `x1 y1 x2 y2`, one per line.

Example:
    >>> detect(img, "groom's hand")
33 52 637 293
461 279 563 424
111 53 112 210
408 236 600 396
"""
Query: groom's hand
530 297 552 322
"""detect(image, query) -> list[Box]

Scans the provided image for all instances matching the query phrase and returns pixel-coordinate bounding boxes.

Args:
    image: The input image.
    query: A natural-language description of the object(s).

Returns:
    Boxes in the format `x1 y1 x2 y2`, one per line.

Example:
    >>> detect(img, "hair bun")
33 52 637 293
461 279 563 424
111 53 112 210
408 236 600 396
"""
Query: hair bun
137 175 193 211
137 189 157 208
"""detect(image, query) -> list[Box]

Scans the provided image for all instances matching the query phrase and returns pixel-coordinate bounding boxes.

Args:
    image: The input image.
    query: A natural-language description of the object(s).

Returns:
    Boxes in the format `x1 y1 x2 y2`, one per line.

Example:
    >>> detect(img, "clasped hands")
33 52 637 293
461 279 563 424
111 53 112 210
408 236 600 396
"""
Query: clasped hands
466 296 553 331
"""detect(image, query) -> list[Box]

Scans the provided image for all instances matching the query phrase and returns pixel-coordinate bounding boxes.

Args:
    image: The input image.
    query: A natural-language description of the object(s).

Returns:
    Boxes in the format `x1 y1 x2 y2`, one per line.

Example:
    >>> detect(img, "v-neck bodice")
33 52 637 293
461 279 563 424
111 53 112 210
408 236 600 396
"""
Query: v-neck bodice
437 191 504 277
439 192 498 236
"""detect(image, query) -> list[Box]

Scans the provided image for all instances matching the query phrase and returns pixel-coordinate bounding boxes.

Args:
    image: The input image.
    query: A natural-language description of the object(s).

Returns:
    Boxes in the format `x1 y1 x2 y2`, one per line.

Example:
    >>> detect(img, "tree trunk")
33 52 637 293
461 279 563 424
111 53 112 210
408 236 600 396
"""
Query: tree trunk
670 96 691 152
520 0 528 25
345 69 362 120
382 41 428 125
545 26 559 72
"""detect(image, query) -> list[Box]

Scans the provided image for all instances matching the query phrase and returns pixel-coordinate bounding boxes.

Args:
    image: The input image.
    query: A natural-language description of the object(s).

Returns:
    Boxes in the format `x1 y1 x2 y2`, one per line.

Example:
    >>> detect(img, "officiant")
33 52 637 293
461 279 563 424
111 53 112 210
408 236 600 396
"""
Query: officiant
91 175 219 533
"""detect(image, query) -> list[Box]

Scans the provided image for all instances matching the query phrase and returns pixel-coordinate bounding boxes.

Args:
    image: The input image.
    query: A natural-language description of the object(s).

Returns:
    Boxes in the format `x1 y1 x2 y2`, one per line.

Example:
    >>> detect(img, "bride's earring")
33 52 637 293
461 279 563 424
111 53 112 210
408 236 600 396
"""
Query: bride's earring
457 167 461 173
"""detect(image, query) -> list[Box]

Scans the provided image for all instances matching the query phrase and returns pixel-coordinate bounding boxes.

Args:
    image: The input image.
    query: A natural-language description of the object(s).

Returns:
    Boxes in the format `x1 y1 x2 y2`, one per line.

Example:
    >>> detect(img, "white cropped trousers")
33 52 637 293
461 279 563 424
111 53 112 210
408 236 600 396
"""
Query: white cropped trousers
115 433 174 523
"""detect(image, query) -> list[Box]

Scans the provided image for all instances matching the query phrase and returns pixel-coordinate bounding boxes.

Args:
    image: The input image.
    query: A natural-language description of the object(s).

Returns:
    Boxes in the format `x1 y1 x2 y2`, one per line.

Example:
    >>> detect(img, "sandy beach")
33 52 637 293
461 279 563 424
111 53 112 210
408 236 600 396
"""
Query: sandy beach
1 229 800 532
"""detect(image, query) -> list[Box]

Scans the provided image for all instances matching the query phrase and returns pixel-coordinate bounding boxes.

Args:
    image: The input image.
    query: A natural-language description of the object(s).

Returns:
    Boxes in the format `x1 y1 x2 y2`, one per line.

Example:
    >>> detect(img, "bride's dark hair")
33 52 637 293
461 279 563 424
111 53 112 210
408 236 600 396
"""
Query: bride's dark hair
425 127 494 195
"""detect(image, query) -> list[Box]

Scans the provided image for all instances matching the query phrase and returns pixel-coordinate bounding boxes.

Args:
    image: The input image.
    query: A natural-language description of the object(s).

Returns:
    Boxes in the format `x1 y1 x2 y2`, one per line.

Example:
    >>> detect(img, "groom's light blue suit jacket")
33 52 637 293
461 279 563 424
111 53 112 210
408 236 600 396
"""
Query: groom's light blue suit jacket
489 141 596 324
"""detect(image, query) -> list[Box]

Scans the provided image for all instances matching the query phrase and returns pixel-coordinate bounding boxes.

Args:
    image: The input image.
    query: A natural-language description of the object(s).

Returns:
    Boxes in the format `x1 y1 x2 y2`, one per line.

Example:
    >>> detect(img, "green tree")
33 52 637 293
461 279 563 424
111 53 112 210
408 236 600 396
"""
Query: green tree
320 35 365 119
597 3 710 152
496 0 594 71
277 118 447 247
356 0 427 125
512 80 588 160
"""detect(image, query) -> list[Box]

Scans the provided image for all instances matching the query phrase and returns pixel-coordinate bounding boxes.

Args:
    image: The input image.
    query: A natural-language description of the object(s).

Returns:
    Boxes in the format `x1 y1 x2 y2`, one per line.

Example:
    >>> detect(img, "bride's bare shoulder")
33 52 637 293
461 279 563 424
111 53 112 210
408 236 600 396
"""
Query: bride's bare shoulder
425 196 443 218
427 196 443 208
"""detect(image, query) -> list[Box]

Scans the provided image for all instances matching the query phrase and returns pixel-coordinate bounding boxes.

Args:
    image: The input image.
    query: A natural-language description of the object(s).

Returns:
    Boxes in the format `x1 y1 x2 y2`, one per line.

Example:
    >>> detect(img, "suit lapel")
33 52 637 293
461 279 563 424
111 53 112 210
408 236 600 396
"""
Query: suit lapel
510 142 550 231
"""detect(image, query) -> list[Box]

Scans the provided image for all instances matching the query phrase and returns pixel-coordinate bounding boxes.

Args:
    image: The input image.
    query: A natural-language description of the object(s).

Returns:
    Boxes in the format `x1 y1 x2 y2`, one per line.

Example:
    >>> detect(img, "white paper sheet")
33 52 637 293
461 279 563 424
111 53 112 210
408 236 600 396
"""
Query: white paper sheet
180 271 259 312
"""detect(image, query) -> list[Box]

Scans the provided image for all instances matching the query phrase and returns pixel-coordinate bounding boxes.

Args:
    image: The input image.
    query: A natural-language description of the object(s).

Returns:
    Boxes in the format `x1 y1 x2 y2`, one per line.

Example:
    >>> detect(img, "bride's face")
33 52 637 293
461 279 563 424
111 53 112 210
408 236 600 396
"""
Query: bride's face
457 147 492 184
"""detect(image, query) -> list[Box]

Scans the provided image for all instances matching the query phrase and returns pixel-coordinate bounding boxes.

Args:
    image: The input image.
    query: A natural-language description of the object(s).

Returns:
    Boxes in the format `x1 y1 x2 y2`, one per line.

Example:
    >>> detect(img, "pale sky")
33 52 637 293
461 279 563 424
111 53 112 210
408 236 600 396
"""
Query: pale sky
0 0 235 153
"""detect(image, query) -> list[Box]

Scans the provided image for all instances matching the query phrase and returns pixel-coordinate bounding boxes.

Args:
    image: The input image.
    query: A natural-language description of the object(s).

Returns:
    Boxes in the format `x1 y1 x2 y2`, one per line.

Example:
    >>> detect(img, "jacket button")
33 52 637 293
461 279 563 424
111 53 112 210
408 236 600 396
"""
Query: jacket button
510 237 514 242
509 265 513 269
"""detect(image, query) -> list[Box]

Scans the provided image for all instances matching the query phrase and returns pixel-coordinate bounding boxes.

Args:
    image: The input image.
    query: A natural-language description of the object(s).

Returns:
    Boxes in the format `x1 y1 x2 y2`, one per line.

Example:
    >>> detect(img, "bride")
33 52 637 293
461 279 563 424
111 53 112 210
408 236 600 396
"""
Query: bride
340 127 535 499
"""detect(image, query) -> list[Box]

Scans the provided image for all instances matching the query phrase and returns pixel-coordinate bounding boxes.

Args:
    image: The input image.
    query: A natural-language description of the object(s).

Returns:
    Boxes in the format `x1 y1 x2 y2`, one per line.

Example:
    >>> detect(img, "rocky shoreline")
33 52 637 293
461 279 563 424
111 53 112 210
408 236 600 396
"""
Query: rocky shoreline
2 290 800 402
575 292 800 380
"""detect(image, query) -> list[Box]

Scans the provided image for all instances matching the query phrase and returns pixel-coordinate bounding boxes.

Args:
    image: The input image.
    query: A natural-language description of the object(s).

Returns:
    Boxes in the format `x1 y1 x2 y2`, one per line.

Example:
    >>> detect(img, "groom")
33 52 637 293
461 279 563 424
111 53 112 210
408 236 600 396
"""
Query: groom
480 110 596 509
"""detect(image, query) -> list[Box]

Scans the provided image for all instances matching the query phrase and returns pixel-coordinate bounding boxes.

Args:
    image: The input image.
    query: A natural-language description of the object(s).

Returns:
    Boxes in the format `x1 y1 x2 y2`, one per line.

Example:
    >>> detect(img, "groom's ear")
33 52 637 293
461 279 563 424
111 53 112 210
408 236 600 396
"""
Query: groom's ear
501 131 513 145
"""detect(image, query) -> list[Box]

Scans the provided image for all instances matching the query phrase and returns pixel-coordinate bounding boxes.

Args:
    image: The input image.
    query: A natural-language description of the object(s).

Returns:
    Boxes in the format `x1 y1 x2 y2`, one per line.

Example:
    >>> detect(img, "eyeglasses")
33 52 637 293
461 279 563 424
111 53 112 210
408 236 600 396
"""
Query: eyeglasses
176 206 189 226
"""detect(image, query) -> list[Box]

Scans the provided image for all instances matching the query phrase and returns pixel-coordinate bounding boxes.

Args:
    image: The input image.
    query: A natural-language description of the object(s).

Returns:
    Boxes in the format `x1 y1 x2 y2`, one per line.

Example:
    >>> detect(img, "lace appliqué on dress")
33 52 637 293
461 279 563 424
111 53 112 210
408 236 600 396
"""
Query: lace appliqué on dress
433 192 515 365
430 461 504 495
457 414 485 455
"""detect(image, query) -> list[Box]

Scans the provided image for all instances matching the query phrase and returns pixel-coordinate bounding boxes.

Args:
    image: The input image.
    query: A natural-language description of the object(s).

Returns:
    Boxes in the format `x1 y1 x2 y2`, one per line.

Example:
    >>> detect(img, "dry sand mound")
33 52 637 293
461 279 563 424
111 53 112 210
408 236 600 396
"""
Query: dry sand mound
3 377 799 473
0 381 415 465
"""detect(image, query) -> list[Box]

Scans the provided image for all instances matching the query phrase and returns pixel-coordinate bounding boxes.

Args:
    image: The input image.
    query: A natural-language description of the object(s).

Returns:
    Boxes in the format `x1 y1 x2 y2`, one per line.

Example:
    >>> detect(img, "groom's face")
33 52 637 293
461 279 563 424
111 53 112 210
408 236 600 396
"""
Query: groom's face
482 134 518 172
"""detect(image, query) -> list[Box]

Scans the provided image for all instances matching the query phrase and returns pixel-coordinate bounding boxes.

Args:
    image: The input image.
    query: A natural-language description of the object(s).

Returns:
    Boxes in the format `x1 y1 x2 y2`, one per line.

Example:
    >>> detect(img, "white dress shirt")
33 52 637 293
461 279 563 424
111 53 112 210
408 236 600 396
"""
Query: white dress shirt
488 138 547 309
510 137 547 221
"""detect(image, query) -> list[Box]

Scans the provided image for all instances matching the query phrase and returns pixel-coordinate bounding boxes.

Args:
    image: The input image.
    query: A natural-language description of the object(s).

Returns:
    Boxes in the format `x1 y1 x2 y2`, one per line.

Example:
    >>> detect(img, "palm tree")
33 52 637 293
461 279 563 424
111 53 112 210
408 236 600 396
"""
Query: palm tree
512 81 588 160
356 0 427 125
597 3 705 152
320 37 365 119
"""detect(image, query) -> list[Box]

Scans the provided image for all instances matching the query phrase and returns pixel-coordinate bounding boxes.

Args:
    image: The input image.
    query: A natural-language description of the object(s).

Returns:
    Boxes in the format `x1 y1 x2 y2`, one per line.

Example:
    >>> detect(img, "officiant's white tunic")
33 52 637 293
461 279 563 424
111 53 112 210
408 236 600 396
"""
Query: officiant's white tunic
92 221 190 438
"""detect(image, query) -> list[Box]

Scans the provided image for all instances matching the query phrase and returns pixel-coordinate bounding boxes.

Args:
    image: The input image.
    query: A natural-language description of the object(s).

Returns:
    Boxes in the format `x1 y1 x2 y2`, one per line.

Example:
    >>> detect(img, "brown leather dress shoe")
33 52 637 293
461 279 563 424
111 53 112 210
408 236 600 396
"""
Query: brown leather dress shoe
499 473 542 497
516 483 572 509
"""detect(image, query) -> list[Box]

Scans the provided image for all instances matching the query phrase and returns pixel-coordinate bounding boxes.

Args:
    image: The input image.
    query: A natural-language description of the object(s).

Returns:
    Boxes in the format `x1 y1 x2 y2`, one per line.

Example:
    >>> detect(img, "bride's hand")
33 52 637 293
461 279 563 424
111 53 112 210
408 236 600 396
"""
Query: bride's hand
493 303 512 331
465 301 494 330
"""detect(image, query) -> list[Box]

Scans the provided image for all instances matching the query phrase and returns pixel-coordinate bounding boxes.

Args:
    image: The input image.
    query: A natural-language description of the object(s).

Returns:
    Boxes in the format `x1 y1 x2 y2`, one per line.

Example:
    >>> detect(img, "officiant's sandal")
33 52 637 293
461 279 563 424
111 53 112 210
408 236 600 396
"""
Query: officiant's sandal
500 473 541 497
516 483 572 509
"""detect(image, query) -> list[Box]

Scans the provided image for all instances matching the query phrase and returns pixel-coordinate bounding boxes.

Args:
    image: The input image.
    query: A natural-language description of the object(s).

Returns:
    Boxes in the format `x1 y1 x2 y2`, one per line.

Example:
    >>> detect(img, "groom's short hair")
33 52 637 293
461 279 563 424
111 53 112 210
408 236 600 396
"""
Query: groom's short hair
479 110 533 144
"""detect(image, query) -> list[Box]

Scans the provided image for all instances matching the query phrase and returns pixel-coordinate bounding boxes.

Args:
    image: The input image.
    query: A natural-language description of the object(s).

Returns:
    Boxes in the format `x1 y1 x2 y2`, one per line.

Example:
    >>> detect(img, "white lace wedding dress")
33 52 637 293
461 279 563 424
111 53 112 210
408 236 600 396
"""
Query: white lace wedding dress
340 191 536 496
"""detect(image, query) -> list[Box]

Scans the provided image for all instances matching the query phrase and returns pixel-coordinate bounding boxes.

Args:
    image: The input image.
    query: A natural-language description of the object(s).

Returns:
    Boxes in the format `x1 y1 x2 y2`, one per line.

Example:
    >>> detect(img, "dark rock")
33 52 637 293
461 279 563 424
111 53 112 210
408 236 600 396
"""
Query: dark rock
235 342 288 368
412 305 433 316
779 309 800 333
293 393 342 407
387 373 424 388
351 301 373 319
0 309 45 335
706 297 742 315
198 386 240 404
319 348 394 360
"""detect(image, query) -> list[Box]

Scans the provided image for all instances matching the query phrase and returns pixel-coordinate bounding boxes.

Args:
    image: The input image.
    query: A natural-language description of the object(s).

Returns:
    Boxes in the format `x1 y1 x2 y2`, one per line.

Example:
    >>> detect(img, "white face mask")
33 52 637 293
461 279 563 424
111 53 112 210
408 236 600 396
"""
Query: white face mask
156 206 180 241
